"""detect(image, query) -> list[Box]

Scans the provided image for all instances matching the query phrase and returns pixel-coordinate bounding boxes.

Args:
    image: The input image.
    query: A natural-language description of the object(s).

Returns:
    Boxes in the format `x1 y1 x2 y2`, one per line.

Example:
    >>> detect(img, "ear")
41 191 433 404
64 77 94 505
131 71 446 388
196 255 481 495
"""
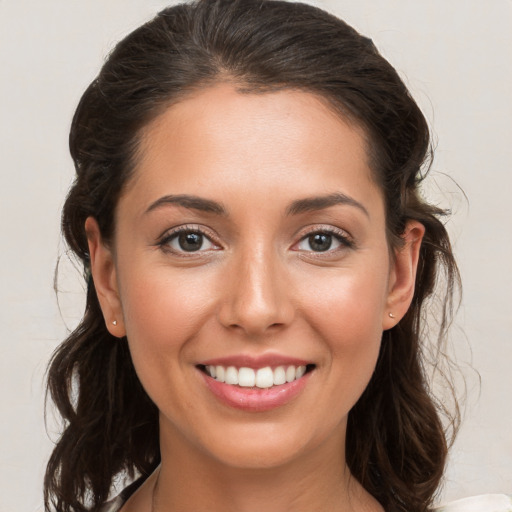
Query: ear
85 217 126 338
382 220 425 330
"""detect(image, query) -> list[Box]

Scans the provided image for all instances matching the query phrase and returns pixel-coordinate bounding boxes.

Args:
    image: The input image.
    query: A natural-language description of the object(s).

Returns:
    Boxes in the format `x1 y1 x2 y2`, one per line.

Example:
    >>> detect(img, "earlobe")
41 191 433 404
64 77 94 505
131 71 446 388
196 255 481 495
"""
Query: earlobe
85 217 126 338
382 220 425 330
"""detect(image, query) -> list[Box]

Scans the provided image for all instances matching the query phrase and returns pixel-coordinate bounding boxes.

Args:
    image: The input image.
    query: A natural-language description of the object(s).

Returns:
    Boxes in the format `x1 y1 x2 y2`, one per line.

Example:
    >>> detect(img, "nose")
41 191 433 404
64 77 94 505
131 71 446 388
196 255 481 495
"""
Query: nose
217 245 295 337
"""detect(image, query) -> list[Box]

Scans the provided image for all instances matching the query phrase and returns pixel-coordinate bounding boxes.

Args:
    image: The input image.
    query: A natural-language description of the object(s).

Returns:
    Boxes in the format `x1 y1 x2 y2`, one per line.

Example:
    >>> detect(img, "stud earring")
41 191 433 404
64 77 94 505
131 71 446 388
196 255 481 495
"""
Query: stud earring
112 320 117 326
388 313 395 319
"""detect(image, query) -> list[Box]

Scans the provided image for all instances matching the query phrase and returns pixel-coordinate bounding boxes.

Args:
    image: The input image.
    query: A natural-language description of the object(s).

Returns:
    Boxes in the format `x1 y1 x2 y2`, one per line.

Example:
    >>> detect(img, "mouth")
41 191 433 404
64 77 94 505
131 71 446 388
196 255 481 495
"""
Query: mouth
196 354 316 411
197 364 316 389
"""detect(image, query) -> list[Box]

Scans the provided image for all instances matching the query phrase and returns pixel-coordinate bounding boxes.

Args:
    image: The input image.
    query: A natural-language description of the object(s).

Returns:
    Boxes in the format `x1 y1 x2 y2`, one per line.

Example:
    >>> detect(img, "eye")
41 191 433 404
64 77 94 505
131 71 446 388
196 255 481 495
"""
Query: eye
295 229 352 253
160 228 218 254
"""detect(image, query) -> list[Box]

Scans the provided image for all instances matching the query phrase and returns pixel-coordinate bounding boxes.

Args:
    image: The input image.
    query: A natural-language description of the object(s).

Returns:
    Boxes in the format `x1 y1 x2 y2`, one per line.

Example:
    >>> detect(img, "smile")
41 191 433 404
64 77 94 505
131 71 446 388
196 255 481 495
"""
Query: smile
203 364 311 388
197 359 316 412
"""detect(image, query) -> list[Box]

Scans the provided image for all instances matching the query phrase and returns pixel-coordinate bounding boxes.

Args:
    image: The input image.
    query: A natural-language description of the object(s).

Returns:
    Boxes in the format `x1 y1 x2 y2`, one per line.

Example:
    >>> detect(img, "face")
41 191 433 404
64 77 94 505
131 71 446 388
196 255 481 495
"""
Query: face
88 84 422 472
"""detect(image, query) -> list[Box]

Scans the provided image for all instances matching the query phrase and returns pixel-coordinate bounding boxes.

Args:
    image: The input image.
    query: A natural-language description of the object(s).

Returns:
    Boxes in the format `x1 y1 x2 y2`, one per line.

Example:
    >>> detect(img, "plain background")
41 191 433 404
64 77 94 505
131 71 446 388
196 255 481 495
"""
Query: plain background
0 1 511 510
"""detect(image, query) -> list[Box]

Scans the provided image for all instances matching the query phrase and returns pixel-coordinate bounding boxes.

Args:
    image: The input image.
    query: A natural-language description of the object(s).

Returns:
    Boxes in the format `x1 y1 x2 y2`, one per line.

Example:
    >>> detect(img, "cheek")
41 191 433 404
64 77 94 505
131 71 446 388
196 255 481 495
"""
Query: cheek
298 265 388 393
121 264 214 332
117 266 217 379
299 263 389 339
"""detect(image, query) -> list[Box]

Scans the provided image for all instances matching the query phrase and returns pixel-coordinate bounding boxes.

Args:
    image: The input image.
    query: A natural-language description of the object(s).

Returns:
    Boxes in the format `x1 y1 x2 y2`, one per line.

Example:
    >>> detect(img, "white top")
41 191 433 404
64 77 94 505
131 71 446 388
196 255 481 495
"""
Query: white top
433 494 512 512
101 493 512 511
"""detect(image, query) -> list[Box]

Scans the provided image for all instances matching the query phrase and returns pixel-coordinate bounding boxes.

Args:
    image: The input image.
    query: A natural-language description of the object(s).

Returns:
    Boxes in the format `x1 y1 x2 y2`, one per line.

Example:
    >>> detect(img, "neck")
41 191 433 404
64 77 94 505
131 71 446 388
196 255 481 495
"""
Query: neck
151 422 381 512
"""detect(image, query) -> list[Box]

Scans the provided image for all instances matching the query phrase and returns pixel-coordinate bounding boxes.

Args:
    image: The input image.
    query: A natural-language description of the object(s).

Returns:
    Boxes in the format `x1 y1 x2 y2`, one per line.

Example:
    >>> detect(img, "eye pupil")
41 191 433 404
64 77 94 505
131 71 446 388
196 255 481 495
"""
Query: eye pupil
178 232 203 251
309 233 332 252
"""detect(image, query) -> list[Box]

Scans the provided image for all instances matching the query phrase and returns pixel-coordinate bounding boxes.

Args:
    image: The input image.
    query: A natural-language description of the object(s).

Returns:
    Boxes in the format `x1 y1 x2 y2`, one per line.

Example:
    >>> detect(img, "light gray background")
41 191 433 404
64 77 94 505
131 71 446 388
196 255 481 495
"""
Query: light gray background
1 1 511 511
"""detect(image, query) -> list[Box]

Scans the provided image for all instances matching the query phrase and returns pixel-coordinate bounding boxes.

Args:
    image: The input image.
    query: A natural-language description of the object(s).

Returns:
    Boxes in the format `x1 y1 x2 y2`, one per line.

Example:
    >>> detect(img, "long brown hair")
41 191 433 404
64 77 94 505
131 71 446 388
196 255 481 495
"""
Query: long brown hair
45 1 460 511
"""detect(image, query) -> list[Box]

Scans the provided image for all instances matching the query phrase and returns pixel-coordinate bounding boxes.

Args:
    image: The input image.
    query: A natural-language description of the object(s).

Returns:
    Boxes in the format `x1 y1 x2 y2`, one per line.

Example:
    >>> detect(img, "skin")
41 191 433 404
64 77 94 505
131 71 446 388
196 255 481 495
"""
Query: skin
86 83 424 512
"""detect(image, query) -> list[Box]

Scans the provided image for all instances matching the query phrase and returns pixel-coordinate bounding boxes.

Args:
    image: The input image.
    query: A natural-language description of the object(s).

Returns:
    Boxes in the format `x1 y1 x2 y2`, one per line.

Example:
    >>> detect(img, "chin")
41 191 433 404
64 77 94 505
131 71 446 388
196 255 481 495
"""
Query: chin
188 417 344 472
218 441 303 470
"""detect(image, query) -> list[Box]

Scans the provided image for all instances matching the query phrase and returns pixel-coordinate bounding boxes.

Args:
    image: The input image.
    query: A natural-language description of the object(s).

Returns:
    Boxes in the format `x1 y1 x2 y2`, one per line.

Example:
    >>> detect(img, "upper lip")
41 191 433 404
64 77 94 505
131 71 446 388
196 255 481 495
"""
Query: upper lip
198 353 312 369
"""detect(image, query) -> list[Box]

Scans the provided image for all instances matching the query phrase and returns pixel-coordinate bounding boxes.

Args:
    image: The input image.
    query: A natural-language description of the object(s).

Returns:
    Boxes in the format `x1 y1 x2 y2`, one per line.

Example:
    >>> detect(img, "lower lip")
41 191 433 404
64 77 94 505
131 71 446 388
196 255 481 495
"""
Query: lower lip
200 370 311 412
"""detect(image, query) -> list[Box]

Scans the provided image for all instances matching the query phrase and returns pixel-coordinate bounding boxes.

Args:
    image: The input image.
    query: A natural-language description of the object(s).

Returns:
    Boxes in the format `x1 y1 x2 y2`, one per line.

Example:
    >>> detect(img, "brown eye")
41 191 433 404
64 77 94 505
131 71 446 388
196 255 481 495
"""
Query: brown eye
163 229 217 253
178 232 204 252
307 233 333 252
297 231 345 252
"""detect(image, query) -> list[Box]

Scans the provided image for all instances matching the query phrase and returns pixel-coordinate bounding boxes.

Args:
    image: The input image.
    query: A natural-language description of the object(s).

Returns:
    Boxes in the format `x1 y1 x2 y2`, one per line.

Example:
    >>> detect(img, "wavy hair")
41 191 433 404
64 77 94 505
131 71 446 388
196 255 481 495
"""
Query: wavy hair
45 1 460 511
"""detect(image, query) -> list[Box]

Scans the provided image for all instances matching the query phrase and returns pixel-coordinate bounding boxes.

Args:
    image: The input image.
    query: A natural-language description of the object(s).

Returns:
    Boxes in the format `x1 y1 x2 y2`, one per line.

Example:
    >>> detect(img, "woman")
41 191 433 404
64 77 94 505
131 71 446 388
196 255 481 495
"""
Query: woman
44 1 509 511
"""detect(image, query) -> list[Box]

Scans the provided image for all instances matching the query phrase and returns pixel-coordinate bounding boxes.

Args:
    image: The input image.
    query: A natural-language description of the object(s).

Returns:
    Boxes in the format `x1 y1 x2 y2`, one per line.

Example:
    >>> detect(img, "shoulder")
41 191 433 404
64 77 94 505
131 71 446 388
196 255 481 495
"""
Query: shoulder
433 494 512 512
98 477 147 512
98 495 124 512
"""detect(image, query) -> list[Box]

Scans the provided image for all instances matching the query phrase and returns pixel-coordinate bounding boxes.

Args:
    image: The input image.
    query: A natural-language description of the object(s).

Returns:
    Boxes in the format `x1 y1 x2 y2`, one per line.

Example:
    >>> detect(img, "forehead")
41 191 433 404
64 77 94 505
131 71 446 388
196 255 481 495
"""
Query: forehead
124 83 381 216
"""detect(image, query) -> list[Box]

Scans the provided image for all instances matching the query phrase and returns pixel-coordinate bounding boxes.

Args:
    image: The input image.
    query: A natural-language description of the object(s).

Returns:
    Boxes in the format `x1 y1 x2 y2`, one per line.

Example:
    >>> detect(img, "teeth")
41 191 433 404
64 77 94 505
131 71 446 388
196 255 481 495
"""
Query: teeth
238 367 255 387
255 367 273 388
273 366 286 385
205 364 309 388
225 366 238 385
296 365 306 379
215 365 225 383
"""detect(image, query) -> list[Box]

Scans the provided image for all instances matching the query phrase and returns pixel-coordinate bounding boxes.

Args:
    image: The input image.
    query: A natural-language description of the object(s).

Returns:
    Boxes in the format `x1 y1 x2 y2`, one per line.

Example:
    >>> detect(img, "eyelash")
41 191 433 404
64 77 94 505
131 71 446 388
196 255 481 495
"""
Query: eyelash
293 226 354 254
157 225 221 256
157 225 354 256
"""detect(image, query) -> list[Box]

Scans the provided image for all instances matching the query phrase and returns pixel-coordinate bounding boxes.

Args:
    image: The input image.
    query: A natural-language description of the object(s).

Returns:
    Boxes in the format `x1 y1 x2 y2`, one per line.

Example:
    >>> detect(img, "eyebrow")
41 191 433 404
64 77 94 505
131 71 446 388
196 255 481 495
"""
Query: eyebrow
144 194 227 216
144 192 369 218
286 192 369 217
